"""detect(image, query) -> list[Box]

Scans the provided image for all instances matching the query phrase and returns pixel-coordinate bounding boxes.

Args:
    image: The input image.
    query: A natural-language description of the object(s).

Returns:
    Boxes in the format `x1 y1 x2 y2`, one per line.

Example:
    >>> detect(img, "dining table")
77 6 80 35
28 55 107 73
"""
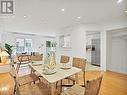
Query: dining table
29 61 82 95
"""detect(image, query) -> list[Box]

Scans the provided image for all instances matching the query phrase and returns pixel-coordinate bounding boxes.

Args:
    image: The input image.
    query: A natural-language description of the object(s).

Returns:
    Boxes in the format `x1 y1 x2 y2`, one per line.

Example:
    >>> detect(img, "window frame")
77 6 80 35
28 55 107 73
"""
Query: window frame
16 38 33 54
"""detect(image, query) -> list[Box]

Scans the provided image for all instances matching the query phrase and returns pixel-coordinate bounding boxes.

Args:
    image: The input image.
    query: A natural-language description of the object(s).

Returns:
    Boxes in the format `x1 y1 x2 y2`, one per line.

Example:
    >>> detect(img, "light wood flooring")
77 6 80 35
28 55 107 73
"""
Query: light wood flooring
0 67 127 95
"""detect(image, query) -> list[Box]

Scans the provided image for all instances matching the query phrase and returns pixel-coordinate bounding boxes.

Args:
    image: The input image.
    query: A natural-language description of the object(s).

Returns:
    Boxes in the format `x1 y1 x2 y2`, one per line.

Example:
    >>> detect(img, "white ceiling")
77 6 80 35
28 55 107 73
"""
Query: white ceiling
1 0 127 36
110 27 127 39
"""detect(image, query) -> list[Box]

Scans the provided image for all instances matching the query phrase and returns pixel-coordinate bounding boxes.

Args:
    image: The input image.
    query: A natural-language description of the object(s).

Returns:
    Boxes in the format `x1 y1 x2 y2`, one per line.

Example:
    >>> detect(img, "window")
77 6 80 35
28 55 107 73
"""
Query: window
16 39 25 53
25 39 33 53
16 38 33 54
59 34 71 48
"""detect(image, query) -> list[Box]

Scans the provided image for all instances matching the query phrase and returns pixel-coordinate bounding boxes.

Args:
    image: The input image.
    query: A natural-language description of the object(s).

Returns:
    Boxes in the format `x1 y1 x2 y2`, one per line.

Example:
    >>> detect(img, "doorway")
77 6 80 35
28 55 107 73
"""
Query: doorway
106 27 127 74
86 31 101 66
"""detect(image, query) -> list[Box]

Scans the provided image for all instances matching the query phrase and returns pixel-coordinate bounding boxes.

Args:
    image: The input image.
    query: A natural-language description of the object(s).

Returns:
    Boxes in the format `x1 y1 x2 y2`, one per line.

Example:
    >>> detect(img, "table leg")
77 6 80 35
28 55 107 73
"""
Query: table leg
31 68 33 74
75 73 79 84
51 83 55 95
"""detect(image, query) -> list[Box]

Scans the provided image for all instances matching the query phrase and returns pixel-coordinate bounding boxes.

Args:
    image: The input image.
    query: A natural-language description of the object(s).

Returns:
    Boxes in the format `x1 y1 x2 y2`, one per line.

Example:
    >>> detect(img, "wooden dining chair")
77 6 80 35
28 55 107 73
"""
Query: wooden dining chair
10 65 54 95
18 73 40 86
16 54 31 72
62 57 86 87
60 55 70 63
72 57 86 86
56 55 70 88
61 74 103 95
11 63 40 86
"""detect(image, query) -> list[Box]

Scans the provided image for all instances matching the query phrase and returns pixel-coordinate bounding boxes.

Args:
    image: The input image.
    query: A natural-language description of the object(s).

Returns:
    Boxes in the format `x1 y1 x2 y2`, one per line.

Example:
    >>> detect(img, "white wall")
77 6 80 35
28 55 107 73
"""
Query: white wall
104 18 127 31
107 37 127 74
0 31 2 44
56 24 103 64
106 31 112 71
56 25 86 63
1 32 56 56
0 20 4 44
103 18 127 72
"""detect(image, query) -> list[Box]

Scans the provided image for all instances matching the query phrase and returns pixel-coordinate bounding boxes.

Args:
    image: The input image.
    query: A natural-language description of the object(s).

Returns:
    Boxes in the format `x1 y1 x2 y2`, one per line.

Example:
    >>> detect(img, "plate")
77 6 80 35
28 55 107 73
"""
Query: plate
42 69 57 75
60 64 72 70
60 66 71 70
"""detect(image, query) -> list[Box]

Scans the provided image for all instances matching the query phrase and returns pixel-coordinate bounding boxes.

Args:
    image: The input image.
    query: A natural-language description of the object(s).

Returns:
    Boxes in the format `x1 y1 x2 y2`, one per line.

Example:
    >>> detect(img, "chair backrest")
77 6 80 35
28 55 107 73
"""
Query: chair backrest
73 57 86 86
85 74 103 95
72 57 86 71
18 54 31 63
31 54 43 61
60 55 70 63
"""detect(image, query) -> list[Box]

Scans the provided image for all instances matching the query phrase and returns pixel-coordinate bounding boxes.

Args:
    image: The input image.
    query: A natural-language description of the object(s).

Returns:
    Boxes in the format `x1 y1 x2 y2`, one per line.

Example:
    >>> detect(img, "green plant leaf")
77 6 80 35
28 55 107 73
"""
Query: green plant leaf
5 43 13 56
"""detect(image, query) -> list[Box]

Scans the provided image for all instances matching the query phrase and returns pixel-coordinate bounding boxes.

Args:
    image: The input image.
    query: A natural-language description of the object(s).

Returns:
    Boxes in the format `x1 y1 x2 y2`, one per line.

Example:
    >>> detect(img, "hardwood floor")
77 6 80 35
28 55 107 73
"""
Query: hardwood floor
85 71 127 95
0 73 14 95
0 68 127 95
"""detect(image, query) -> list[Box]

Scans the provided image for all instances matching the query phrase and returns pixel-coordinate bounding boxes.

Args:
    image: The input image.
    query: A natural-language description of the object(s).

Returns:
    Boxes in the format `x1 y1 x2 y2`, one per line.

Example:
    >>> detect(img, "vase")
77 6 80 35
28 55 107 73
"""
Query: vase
48 52 56 69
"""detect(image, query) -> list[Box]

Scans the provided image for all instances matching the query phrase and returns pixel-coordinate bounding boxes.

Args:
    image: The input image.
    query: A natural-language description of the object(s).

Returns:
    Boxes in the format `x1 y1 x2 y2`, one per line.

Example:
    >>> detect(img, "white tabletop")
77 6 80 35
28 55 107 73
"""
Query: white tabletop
29 63 81 83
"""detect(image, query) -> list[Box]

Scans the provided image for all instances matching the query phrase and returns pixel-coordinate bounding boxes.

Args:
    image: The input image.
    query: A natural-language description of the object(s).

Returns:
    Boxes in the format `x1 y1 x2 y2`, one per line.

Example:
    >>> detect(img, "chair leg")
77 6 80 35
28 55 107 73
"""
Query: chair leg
16 64 18 72
73 80 75 85
60 80 62 92
83 71 85 87
30 68 34 74
56 82 58 89
39 78 41 82
16 63 20 73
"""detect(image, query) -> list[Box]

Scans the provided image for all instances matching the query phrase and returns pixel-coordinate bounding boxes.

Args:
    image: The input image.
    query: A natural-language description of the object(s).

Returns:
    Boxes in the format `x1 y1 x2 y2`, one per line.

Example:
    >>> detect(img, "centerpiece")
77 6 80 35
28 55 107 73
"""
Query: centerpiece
42 52 57 75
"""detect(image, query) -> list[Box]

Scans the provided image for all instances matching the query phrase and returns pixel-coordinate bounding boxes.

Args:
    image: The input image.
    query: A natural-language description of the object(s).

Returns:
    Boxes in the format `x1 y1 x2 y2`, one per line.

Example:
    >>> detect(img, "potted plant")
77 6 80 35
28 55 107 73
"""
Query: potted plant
5 43 13 58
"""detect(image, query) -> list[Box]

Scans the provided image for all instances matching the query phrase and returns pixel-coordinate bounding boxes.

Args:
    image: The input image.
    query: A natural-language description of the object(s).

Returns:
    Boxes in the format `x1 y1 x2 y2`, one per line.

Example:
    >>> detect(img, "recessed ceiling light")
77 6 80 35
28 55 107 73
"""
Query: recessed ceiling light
61 9 65 12
117 0 123 4
23 15 27 18
124 11 127 13
77 16 81 19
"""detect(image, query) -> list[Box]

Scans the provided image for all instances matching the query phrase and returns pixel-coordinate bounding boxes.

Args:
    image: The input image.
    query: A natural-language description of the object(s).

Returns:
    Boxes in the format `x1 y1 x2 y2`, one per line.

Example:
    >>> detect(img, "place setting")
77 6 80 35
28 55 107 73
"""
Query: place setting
42 65 57 75
60 62 72 70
